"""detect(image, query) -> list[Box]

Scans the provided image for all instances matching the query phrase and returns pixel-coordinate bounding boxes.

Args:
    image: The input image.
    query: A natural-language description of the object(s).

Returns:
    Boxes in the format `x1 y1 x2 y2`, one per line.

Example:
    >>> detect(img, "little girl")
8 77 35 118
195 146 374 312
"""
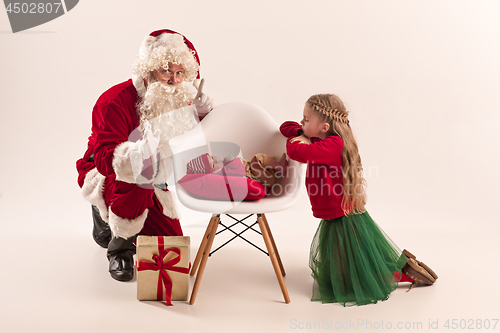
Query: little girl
280 94 437 306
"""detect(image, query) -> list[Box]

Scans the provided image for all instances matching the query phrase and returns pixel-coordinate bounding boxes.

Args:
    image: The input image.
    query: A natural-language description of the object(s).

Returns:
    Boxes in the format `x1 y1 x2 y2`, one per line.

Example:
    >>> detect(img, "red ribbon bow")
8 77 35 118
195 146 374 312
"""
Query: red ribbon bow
137 237 190 306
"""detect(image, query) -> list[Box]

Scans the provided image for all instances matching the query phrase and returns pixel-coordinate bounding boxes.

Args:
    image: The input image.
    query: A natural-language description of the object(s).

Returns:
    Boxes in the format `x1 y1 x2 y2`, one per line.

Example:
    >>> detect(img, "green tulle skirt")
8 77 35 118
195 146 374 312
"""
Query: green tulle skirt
309 211 407 306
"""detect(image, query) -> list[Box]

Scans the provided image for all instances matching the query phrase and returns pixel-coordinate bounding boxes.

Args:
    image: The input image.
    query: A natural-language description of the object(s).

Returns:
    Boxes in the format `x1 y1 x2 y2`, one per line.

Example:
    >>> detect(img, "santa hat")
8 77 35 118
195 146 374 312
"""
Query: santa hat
187 153 213 174
147 29 200 77
132 29 200 96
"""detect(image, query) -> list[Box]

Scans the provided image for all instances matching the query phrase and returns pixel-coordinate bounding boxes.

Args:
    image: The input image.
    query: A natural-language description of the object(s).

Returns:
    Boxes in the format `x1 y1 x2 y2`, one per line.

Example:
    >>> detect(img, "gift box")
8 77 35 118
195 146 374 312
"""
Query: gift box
136 236 190 305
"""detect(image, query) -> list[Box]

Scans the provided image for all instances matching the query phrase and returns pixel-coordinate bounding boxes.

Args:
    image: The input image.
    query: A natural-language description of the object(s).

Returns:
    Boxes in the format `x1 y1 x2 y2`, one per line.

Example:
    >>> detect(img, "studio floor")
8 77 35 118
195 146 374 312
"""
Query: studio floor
2 187 498 333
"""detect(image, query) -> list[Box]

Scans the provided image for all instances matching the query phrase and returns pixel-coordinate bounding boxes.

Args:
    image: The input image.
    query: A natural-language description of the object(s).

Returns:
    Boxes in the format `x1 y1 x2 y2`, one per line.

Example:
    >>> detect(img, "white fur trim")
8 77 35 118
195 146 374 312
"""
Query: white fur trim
109 209 148 239
154 188 179 220
139 33 187 58
132 74 146 98
112 140 158 184
81 168 108 222
113 141 137 183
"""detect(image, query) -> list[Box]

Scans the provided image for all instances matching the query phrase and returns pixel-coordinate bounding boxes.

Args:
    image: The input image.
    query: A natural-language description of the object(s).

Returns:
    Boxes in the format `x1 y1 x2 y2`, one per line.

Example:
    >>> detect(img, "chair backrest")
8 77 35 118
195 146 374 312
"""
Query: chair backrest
169 102 305 214
200 102 287 158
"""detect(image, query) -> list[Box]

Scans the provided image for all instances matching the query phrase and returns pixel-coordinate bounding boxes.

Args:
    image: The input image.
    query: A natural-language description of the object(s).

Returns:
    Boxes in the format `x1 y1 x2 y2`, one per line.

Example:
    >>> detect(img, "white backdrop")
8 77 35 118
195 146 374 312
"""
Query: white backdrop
1 0 500 332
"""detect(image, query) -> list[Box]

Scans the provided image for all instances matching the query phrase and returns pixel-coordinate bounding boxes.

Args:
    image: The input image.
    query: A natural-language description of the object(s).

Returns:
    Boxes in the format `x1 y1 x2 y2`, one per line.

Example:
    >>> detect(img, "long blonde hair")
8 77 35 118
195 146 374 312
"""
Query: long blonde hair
306 94 367 214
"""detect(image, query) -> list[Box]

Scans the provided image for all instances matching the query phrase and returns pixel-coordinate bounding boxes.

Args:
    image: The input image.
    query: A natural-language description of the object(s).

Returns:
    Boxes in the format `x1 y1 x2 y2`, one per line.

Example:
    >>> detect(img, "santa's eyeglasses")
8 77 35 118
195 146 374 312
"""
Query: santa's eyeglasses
157 69 185 79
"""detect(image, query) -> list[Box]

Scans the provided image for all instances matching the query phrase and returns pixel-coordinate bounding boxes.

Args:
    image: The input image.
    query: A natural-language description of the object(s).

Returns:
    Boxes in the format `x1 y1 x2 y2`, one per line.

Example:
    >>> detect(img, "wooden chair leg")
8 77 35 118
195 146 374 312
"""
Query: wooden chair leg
189 214 220 305
257 214 290 303
190 214 218 276
261 213 286 277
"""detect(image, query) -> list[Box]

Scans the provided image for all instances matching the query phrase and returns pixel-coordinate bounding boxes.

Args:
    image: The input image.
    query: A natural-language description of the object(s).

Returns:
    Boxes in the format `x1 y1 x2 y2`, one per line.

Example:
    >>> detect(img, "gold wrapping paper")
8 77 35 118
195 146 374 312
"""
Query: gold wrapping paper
136 235 190 301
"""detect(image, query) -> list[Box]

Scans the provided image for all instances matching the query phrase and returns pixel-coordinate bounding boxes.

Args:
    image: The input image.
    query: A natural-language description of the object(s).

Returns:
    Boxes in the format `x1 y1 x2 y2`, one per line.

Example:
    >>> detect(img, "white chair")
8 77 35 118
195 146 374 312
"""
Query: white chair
169 102 305 304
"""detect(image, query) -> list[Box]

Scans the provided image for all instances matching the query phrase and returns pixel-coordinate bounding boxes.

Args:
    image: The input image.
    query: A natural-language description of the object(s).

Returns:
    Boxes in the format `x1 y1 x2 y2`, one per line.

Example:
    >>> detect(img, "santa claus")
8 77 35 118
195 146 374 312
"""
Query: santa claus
76 29 213 282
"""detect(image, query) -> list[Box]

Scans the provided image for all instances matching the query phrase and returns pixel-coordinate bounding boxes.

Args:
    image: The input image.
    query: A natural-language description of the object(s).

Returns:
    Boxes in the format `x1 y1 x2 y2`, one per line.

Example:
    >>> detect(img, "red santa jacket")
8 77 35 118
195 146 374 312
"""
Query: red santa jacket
77 79 140 187
280 121 347 219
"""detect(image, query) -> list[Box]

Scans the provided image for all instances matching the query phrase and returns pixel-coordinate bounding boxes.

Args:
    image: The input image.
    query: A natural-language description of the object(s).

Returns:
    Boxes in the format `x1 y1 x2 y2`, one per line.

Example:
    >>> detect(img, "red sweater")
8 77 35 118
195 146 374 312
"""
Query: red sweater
280 121 346 219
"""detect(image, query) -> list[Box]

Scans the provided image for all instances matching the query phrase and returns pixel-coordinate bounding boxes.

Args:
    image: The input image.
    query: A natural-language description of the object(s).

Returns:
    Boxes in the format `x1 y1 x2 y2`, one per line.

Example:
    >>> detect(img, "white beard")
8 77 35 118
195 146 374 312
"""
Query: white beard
138 81 193 124
137 82 199 184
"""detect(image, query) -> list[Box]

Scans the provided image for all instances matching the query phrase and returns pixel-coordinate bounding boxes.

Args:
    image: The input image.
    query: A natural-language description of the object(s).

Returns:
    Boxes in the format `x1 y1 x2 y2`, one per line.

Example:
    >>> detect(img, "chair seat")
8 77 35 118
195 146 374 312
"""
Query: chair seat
175 187 301 214
175 159 305 214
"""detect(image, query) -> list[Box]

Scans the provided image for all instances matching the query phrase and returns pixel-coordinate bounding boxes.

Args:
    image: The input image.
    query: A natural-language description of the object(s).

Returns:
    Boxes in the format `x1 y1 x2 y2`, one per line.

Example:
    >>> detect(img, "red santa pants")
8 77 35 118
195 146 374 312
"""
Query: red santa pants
103 174 183 237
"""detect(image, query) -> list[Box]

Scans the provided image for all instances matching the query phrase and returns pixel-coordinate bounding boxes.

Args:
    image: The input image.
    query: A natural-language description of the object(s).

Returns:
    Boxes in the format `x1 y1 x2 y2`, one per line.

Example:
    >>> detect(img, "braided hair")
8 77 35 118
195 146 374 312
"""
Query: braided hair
306 94 367 214
308 100 349 125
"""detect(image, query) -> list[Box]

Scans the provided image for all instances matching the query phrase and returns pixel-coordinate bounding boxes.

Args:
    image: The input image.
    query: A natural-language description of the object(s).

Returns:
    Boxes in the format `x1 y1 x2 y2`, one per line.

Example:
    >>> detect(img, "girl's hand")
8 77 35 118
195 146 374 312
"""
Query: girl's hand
290 134 311 145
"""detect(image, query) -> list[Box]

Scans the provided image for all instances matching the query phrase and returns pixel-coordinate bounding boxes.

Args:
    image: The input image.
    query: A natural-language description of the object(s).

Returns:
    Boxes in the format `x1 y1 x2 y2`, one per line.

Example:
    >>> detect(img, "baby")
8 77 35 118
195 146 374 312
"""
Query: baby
187 153 288 187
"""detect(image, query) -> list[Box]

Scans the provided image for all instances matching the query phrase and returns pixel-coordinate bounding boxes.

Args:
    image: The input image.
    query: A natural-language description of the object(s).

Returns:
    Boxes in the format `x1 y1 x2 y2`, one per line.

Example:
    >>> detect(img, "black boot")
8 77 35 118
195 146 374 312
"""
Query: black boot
92 205 111 248
107 235 137 282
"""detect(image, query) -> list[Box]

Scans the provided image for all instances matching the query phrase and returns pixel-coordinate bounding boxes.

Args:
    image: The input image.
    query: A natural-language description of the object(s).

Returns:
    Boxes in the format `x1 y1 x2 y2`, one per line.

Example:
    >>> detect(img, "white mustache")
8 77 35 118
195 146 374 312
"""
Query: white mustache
139 81 192 124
